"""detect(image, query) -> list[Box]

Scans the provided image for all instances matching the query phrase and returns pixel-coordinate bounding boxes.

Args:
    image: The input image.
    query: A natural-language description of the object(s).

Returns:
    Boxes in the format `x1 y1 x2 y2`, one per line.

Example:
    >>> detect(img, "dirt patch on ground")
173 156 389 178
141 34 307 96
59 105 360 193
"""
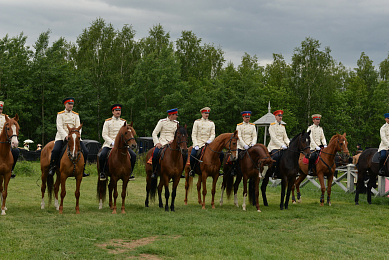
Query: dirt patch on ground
97 235 180 259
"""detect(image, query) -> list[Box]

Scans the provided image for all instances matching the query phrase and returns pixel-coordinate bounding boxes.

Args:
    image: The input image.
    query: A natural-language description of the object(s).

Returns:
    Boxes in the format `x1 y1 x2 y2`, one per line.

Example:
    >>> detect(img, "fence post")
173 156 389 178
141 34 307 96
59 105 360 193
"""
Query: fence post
346 164 355 193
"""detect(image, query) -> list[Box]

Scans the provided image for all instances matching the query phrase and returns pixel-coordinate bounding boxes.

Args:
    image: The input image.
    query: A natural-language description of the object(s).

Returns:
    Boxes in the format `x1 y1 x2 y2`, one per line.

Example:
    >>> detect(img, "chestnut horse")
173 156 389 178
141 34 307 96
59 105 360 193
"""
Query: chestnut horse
292 133 349 206
261 131 311 210
42 125 84 214
354 148 383 205
97 122 137 214
220 143 274 212
184 131 239 209
145 124 188 211
0 114 19 215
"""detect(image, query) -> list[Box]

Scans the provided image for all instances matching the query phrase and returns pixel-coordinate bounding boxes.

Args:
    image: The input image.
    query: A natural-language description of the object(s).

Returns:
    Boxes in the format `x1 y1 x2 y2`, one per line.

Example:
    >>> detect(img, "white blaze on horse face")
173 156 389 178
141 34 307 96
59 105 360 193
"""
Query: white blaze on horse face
72 133 77 157
10 125 18 148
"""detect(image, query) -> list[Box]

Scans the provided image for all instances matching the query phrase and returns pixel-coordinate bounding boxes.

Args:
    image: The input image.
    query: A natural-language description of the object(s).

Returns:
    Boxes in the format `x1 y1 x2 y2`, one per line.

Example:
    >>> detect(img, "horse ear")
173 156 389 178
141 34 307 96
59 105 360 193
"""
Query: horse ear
14 114 19 122
78 124 83 131
67 124 71 132
233 130 238 136
123 121 127 126
343 132 346 137
184 124 187 129
130 121 133 127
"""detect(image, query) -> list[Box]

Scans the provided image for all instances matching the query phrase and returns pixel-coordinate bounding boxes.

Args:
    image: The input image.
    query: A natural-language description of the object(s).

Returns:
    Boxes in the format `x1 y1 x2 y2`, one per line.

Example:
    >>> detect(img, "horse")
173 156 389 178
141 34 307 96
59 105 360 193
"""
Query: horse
261 131 311 210
145 124 188 211
184 131 239 209
354 148 383 205
97 122 137 214
42 125 84 214
0 114 19 215
220 143 274 212
292 133 349 206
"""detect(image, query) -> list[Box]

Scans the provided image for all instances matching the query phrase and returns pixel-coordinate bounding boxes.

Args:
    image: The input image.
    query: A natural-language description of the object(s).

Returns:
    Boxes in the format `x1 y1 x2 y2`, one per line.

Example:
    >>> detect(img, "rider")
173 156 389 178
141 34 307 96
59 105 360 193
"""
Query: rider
235 111 257 176
378 113 389 175
48 97 89 177
0 101 19 178
99 104 137 181
189 107 216 177
307 114 327 175
151 108 179 178
267 110 289 177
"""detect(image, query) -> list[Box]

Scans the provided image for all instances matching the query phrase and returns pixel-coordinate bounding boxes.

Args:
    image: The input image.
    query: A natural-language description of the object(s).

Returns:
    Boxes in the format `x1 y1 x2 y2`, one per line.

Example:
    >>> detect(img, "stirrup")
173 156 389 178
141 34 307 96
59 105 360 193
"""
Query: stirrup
151 171 157 178
48 166 56 176
189 169 195 177
99 172 107 181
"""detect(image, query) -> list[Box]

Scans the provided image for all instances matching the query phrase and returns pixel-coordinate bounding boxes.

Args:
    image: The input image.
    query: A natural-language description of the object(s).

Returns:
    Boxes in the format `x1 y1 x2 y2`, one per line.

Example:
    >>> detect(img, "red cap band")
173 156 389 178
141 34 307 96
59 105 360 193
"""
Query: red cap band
64 99 74 105
112 106 121 111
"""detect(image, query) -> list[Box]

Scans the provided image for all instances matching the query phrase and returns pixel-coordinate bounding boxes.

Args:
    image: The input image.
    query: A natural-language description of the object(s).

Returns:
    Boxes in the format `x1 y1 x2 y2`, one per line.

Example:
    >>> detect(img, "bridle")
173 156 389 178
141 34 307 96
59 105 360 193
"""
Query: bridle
208 133 238 156
286 133 310 156
118 127 136 150
168 128 188 155
66 129 82 175
0 121 19 144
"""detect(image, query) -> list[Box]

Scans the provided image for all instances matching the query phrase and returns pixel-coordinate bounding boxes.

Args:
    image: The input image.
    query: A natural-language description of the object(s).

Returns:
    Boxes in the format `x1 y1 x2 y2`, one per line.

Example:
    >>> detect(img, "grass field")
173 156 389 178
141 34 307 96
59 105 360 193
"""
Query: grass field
1 161 389 259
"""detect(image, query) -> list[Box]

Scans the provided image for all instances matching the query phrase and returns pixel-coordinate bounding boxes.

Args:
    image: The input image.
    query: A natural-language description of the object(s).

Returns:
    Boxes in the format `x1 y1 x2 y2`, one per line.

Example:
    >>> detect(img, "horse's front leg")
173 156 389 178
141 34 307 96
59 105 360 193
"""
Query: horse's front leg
242 176 248 211
121 177 130 214
170 175 180 212
255 177 261 212
295 173 306 203
261 174 270 206
108 179 113 209
54 173 60 210
145 175 151 207
234 173 243 207
280 176 287 210
367 177 375 204
164 177 170 212
41 173 47 209
285 176 295 210
184 165 190 205
317 173 326 206
75 175 82 214
211 174 219 209
1 175 10 215
112 180 118 214
201 173 208 209
197 175 202 205
59 174 67 214
326 173 334 206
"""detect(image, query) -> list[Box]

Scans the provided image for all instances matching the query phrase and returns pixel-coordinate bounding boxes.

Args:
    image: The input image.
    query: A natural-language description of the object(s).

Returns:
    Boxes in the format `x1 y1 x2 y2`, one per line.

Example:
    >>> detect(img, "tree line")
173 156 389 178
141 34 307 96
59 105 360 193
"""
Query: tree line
1 18 388 154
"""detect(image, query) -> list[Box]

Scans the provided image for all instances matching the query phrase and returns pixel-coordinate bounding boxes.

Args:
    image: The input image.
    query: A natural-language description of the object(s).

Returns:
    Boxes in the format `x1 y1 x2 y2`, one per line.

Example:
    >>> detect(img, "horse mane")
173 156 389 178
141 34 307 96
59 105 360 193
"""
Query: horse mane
289 132 303 144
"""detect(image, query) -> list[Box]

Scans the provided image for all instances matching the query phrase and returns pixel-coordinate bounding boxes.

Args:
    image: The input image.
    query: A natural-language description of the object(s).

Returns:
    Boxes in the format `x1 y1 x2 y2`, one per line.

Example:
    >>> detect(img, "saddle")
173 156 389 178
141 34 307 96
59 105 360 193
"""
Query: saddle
302 151 321 165
372 152 382 164
56 140 69 168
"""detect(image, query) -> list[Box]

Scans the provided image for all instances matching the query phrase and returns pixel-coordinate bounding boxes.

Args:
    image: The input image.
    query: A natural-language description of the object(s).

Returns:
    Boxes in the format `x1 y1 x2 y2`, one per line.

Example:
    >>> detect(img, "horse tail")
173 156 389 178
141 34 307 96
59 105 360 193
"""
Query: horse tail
47 173 54 204
248 176 256 206
225 173 234 199
150 177 158 201
96 179 108 202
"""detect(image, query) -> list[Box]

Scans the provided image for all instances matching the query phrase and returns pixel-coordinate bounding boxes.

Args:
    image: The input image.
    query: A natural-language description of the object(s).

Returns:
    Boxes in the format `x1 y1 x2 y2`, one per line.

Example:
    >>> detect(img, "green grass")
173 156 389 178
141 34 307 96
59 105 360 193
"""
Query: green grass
2 161 389 259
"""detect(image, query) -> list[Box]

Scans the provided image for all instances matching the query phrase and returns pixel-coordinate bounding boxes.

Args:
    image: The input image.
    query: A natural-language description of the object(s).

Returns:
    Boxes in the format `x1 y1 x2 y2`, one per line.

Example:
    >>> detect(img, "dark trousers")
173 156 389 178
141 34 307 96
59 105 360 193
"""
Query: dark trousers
190 146 224 170
51 140 89 166
99 147 136 173
11 148 19 171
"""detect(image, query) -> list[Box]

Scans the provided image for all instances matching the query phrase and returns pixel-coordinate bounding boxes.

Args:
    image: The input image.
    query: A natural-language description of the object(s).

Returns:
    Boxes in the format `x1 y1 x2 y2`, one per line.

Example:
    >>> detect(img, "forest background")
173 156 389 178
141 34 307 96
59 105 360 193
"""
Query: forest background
1 18 389 154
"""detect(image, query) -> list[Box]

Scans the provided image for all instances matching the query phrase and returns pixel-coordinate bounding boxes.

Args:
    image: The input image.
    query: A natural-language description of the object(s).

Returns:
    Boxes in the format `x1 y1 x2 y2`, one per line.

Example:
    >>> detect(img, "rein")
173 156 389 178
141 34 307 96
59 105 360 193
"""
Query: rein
207 133 238 156
0 122 18 144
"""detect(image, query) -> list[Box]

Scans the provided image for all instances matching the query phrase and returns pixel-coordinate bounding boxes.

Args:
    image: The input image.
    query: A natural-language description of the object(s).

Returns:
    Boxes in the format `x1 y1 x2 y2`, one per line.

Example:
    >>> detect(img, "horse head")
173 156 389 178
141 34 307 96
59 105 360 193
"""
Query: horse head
293 130 311 158
4 114 20 149
66 124 82 160
336 133 350 162
175 123 188 156
121 121 137 150
225 130 239 162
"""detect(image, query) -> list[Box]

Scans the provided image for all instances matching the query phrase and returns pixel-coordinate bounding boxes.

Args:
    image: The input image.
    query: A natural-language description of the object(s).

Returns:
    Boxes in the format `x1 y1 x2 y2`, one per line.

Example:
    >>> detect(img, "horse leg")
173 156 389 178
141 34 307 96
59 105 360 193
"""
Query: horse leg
296 174 306 203
317 173 326 206
197 175 202 205
112 180 118 214
1 175 10 215
219 178 225 206
242 176 248 211
145 176 150 207
75 175 82 214
355 171 365 205
284 176 295 210
170 176 180 212
255 177 261 212
184 165 190 205
261 175 270 206
234 173 243 207
201 174 207 209
367 177 374 204
54 174 60 210
108 180 113 209
211 175 218 209
121 177 129 214
280 177 287 210
41 174 47 209
158 178 164 208
164 181 170 212
59 175 66 214
326 174 334 206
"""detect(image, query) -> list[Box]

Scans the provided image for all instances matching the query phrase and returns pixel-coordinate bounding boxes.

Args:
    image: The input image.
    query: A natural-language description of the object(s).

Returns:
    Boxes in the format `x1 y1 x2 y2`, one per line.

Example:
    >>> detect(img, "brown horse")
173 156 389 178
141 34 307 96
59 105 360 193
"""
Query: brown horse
97 122 137 214
0 114 19 215
184 131 239 209
145 124 188 211
292 133 349 206
220 143 274 212
42 125 84 214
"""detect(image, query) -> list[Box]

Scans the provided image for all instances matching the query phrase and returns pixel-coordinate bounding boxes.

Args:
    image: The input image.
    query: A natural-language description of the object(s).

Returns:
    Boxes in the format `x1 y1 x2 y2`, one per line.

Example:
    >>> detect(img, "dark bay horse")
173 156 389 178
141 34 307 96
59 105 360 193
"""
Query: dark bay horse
0 114 19 215
261 131 311 210
184 131 239 209
97 122 137 214
220 143 274 212
43 125 84 214
293 133 349 206
355 148 383 205
145 124 188 211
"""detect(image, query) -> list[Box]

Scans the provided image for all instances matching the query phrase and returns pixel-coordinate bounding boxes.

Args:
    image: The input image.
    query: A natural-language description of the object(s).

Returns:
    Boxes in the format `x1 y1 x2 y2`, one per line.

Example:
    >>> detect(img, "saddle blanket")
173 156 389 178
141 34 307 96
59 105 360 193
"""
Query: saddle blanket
302 153 320 165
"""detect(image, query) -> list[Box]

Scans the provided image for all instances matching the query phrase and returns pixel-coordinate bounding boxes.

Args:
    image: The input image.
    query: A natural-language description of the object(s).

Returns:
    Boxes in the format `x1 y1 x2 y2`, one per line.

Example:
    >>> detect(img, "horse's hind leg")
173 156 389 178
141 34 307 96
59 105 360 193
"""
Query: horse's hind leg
112 180 118 214
261 175 270 206
197 175 202 205
234 173 243 207
145 176 151 207
317 174 326 206
285 177 295 210
367 177 375 204
59 175 66 214
157 179 164 208
211 175 218 209
121 178 129 214
242 176 248 211
108 180 113 209
326 174 334 206
54 174 60 210
75 176 82 214
41 174 47 209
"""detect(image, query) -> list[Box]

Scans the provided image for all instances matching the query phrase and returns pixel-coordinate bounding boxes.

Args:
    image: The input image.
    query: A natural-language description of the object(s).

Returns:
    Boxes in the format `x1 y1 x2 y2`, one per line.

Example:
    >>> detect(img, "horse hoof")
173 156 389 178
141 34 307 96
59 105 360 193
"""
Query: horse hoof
99 205 103 210
121 210 126 214
320 203 324 206
328 202 332 206
355 202 359 205
112 210 117 214
41 205 45 209
298 199 302 203
292 201 296 204
1 210 6 215
242 207 246 211
257 209 261 213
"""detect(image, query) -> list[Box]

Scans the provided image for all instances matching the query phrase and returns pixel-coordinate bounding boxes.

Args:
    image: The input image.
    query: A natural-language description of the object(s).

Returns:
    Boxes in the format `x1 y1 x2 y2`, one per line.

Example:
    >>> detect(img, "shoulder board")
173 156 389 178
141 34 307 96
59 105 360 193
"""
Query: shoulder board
71 111 79 115
237 123 243 126
250 123 255 125
209 120 213 122
270 122 276 125
173 120 179 123
58 111 65 114
105 118 112 121
120 118 126 121
196 119 201 121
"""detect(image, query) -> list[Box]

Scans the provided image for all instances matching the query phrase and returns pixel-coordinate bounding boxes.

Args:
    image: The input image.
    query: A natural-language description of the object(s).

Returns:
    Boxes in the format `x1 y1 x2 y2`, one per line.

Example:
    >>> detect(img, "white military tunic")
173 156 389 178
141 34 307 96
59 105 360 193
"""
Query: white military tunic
102 116 126 148
192 118 215 148
307 124 327 150
152 117 179 146
55 110 81 141
379 123 389 152
0 113 7 132
236 122 257 149
267 121 290 152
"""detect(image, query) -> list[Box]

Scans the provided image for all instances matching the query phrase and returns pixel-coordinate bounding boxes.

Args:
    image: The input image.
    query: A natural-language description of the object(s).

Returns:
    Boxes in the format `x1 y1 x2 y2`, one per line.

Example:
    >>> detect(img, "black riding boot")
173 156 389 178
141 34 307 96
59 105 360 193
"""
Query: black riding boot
151 162 157 178
99 157 107 181
379 159 386 176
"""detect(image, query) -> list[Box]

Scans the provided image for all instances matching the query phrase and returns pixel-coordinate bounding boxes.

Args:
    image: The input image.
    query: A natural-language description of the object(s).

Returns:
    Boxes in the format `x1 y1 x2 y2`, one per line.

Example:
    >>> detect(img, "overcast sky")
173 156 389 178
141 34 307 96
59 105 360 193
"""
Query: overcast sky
1 0 388 69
